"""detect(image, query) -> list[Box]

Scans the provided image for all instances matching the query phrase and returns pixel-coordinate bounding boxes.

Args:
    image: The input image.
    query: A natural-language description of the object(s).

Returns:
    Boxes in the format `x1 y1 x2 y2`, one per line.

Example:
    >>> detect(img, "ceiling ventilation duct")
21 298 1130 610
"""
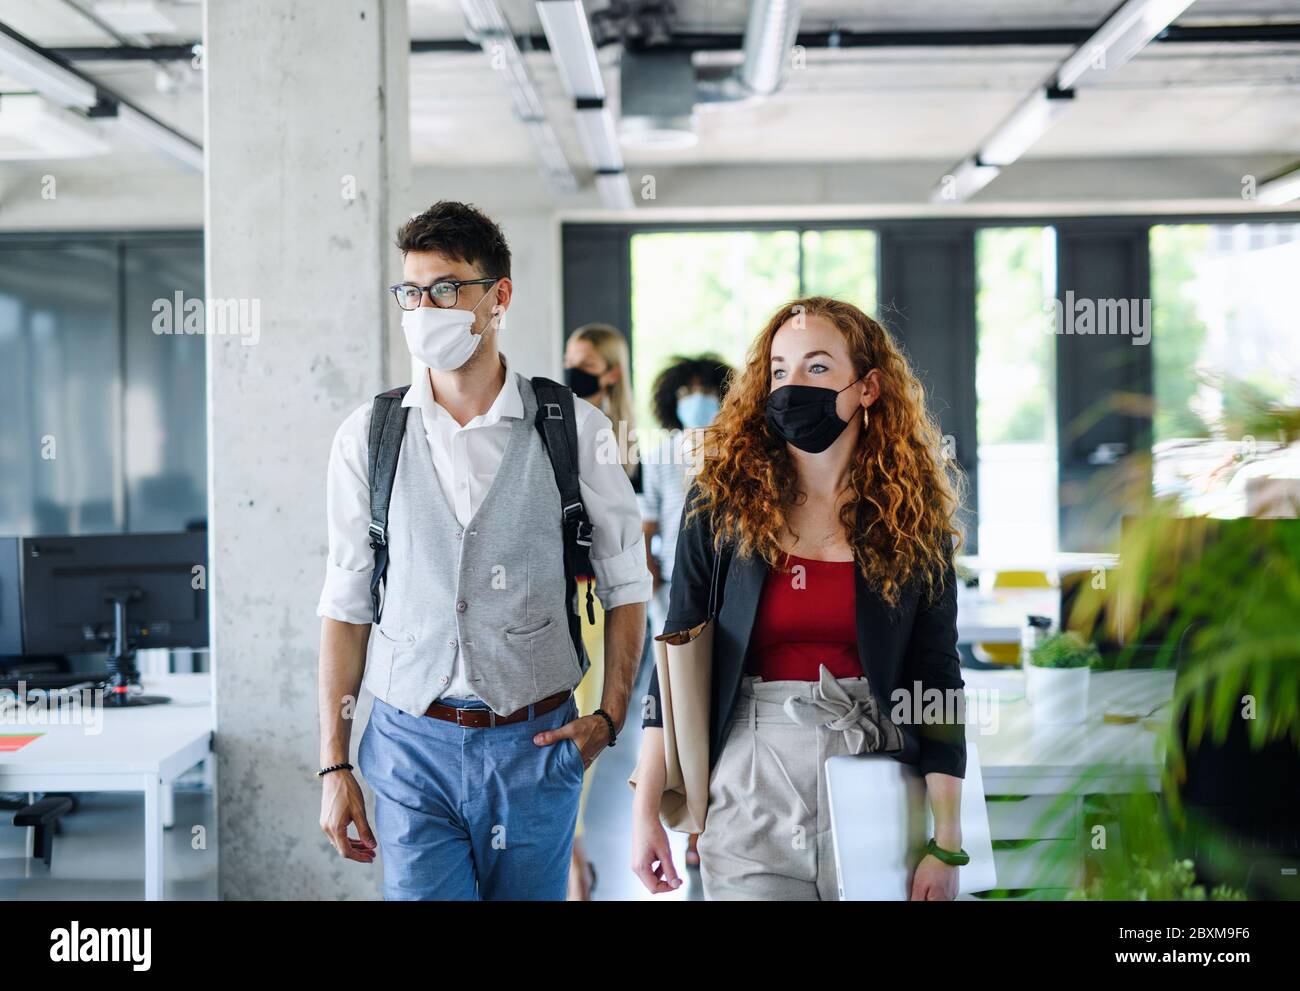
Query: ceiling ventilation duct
696 0 803 105
618 50 698 150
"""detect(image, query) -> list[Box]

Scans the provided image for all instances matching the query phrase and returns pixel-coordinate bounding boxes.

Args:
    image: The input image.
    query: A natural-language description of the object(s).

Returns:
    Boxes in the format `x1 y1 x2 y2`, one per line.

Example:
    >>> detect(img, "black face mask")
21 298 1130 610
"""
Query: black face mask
764 374 865 454
564 365 603 399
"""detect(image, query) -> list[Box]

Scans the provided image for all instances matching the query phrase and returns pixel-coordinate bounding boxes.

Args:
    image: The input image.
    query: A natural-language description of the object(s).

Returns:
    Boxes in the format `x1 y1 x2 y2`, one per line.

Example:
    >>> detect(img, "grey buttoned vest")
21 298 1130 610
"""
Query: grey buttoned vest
363 374 583 716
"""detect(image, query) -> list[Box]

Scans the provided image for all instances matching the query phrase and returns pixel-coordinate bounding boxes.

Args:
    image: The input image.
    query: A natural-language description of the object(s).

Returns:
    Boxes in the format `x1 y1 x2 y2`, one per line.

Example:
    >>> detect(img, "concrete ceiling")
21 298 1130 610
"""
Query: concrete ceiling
405 0 1300 37
0 0 1298 204
412 0 1300 172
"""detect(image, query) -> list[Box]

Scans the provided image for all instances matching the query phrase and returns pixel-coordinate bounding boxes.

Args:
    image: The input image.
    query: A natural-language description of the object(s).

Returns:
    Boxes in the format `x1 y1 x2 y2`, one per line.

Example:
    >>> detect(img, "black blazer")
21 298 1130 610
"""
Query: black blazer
644 496 967 780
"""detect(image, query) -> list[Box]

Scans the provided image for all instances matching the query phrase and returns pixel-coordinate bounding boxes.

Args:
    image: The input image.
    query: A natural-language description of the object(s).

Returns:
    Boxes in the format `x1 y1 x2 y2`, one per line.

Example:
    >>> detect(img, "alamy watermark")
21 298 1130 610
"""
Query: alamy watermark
1 683 104 735
152 291 260 346
1043 291 1151 346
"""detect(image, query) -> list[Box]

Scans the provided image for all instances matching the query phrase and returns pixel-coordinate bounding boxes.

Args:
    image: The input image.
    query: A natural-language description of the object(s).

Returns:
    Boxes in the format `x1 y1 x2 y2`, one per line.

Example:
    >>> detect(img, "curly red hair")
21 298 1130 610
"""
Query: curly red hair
688 296 965 605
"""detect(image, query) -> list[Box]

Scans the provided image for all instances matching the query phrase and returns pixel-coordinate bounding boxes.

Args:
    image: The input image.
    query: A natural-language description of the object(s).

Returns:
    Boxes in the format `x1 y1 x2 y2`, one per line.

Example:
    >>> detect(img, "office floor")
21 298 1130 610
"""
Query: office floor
0 649 687 902
0 782 217 900
0 736 686 902
580 706 701 902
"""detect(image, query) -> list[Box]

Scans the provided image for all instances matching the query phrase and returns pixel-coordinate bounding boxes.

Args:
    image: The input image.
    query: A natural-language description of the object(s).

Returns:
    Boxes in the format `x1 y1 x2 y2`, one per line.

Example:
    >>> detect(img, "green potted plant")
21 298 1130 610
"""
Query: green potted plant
1069 856 1246 901
1036 380 1300 899
1026 631 1099 724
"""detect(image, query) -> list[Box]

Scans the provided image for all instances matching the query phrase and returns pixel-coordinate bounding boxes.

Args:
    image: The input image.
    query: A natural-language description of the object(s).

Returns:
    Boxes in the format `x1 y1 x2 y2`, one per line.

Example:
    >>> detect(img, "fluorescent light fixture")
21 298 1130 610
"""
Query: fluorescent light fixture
93 1 178 35
536 1 604 100
522 118 578 193
1056 0 1196 89
573 105 623 172
1258 164 1300 205
0 94 109 159
116 104 202 170
594 170 634 210
460 0 510 35
930 157 1001 204
497 45 547 122
979 87 1076 167
932 0 1190 199
0 29 98 108
459 0 578 194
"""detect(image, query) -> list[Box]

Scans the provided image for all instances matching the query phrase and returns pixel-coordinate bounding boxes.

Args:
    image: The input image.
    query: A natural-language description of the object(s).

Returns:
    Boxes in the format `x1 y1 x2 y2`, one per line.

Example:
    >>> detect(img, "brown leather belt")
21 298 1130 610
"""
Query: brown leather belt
424 689 571 728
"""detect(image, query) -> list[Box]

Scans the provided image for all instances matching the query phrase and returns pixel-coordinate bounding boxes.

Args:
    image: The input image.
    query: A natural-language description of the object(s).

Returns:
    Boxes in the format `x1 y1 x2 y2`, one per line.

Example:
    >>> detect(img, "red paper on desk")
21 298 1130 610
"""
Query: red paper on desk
0 734 42 752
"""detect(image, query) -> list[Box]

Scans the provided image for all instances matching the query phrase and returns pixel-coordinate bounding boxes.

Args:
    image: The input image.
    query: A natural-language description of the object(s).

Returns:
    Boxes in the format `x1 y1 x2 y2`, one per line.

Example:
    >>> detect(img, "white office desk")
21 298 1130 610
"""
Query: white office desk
962 668 1175 794
0 673 213 900
956 586 1059 645
958 668 1176 892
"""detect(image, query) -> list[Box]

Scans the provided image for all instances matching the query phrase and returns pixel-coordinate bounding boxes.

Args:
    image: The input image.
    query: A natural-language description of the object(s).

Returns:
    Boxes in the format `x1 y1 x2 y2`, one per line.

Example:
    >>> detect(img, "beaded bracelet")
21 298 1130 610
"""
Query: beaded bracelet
317 762 353 777
593 708 617 747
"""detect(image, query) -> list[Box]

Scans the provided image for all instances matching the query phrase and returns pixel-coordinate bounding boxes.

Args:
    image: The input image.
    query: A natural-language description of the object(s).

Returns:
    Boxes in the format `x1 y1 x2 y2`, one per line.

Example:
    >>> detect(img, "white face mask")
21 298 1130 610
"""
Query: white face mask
401 284 499 371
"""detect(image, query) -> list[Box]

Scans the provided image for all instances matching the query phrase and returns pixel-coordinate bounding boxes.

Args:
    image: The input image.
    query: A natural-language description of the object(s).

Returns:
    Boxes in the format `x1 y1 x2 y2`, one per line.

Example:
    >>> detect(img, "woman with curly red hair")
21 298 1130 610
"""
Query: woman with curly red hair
629 296 969 900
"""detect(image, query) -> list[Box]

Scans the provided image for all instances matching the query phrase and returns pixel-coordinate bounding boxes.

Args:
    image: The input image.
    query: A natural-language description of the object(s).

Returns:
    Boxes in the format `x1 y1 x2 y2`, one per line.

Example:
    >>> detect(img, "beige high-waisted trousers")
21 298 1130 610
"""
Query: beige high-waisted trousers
697 667 902 901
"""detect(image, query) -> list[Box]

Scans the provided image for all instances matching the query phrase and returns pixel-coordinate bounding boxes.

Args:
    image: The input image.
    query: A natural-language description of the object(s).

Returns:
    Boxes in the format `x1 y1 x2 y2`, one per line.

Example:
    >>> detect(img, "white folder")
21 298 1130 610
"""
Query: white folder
825 738 997 899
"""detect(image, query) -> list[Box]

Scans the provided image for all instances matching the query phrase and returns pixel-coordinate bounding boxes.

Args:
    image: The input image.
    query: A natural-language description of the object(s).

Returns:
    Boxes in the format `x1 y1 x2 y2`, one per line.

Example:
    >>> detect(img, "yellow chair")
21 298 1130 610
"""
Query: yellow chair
977 570 1052 665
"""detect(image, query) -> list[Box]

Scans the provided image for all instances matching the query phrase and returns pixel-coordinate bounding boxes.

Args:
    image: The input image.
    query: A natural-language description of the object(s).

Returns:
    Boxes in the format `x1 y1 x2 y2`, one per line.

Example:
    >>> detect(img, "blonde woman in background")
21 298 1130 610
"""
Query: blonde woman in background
562 323 643 899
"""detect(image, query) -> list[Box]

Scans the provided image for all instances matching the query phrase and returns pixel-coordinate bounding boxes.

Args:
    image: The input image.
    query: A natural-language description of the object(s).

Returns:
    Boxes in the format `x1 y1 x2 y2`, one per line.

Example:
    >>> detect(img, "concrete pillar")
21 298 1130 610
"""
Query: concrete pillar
204 0 409 899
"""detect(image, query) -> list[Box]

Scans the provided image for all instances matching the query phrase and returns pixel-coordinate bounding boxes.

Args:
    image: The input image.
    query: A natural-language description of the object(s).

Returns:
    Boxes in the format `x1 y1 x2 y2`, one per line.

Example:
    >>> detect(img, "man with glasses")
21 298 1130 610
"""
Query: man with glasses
315 201 650 899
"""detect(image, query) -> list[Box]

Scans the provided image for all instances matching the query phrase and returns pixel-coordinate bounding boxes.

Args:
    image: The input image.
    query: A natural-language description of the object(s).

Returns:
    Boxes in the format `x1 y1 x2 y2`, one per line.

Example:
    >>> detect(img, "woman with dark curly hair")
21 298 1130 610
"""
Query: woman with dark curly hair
642 353 733 629
629 296 969 901
640 353 733 868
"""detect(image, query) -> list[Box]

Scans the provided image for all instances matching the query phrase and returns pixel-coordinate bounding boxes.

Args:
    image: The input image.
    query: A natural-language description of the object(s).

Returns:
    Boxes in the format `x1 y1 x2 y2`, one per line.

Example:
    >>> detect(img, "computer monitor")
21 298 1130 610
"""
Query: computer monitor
3 531 208 706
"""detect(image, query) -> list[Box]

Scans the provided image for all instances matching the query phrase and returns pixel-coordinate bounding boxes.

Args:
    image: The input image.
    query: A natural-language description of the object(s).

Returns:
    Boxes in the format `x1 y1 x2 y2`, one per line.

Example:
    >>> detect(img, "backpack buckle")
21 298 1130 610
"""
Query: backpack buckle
368 522 387 548
544 402 563 419
562 502 593 547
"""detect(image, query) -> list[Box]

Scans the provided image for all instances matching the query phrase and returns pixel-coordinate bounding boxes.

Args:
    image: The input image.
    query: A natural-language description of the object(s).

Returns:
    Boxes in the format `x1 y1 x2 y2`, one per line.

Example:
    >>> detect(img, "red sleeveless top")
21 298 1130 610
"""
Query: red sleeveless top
744 552 861 682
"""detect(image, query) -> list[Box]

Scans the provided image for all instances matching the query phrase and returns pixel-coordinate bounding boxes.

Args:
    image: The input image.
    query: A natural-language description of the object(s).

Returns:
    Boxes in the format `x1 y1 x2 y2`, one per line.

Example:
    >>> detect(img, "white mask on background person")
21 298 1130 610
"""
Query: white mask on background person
401 283 499 371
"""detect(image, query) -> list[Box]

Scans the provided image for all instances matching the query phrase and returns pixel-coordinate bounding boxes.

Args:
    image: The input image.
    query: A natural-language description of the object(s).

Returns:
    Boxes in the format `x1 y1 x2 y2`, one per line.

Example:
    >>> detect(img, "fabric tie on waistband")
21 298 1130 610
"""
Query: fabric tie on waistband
781 665 904 756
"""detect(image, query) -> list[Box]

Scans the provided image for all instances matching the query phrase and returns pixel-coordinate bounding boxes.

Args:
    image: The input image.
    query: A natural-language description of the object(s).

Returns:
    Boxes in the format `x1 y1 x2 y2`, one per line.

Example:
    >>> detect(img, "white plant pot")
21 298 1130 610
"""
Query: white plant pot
1025 664 1091 725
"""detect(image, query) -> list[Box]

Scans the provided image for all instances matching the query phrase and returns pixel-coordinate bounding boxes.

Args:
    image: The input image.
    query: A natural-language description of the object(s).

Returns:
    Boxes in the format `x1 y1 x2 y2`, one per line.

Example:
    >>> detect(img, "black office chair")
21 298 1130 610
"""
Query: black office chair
12 796 77 866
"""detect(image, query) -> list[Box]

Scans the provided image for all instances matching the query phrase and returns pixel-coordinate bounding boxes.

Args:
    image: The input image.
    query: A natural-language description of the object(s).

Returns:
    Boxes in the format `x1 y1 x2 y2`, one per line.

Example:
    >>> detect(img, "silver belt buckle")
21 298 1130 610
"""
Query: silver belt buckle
455 706 495 727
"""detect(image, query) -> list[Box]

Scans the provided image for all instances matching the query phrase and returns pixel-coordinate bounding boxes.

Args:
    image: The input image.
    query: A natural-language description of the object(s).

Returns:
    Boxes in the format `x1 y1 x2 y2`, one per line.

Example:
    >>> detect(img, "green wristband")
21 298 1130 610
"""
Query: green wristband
926 836 970 866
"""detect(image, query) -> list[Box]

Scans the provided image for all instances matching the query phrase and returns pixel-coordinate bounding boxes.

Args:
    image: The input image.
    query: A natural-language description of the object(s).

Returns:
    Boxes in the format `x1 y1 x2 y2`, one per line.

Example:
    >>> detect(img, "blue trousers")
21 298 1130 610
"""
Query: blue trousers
358 694 584 900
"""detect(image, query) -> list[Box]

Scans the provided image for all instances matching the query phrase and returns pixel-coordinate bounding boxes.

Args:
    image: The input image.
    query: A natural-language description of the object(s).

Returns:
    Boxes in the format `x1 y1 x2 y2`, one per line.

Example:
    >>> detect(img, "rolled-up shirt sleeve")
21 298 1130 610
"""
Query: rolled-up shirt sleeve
316 401 376 625
575 401 653 611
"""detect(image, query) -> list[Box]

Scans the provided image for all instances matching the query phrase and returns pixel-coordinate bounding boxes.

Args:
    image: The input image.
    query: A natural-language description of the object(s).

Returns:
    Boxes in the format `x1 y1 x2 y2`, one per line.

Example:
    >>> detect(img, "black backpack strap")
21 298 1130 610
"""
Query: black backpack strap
367 385 411 624
531 376 597 636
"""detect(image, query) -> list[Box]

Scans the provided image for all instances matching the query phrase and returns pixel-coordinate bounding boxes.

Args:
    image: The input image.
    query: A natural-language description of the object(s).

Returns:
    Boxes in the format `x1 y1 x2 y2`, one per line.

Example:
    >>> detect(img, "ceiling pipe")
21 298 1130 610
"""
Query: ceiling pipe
738 0 803 96
696 0 803 104
47 21 1300 63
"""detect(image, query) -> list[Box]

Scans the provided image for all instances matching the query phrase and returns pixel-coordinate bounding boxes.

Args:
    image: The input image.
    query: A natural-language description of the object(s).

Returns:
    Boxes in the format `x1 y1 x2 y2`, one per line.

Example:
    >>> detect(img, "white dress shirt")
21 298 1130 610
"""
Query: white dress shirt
317 353 651 699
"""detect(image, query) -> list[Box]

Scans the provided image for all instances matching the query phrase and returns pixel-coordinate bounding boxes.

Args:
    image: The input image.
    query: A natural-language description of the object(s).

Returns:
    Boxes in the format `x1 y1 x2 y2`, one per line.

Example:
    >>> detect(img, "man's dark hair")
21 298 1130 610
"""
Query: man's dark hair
651 353 733 431
396 201 511 279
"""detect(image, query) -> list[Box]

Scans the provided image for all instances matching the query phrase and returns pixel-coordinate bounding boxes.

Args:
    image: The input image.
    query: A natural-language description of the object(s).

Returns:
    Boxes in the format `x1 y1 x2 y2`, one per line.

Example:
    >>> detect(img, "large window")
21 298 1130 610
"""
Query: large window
628 227 877 431
1151 222 1300 514
975 226 1058 558
0 234 206 537
800 229 877 310
573 214 1300 562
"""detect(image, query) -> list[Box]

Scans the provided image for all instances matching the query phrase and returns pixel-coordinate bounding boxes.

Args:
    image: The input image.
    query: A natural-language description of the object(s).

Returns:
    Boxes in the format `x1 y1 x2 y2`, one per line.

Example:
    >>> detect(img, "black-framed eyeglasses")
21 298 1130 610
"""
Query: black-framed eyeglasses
389 277 497 311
